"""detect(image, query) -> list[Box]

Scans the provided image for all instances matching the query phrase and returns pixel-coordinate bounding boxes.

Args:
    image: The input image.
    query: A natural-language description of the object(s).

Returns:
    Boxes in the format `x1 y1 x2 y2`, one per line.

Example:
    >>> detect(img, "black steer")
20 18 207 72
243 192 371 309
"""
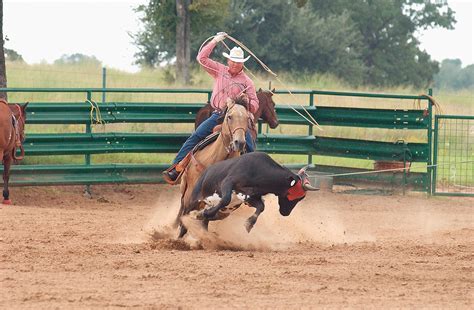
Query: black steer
184 152 318 235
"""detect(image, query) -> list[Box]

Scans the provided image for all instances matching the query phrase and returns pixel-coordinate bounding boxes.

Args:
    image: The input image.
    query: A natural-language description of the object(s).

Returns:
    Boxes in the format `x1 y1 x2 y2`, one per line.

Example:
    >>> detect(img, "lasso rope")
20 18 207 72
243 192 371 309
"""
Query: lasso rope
223 35 322 130
319 159 474 178
86 99 105 126
197 34 322 129
414 93 444 116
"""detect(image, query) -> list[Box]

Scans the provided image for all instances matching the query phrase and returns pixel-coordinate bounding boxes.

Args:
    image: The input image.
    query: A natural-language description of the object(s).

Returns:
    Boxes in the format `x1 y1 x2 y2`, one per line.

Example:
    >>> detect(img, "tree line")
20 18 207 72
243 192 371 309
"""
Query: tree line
4 48 473 91
133 0 457 88
434 59 474 90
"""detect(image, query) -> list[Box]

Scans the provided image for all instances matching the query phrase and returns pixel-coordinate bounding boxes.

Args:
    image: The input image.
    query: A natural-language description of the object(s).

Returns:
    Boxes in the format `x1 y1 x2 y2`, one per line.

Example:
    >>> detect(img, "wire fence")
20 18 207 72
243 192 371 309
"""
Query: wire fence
433 115 474 196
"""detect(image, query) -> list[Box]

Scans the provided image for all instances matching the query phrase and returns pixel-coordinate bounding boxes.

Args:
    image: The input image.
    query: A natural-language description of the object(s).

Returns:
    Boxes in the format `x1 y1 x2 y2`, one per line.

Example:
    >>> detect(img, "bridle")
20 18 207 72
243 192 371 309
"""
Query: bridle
221 104 248 153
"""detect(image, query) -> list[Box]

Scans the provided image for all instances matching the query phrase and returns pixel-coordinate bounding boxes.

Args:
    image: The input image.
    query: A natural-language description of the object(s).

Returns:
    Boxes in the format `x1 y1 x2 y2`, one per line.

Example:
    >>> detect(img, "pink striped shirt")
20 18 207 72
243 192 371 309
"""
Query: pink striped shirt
197 41 259 114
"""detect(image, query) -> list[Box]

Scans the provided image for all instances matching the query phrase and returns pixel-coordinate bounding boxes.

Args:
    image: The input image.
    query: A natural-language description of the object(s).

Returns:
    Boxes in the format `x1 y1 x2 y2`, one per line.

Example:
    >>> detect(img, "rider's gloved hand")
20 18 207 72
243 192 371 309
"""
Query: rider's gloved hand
212 32 227 43
239 93 249 104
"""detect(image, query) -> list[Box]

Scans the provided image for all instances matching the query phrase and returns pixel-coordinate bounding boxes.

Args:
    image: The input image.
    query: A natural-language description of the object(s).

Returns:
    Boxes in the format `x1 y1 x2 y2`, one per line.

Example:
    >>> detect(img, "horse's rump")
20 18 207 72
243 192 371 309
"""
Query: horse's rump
0 102 15 152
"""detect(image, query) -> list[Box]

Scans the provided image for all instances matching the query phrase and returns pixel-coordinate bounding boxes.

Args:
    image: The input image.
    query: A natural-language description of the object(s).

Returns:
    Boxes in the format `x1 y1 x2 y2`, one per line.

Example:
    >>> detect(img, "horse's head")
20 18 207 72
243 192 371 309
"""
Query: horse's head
256 88 279 129
222 97 249 153
10 102 28 144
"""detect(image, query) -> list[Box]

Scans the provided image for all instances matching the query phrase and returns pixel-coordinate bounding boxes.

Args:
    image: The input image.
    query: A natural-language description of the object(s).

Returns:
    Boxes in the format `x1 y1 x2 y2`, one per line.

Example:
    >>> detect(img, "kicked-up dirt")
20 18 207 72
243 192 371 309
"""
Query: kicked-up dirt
1 184 473 308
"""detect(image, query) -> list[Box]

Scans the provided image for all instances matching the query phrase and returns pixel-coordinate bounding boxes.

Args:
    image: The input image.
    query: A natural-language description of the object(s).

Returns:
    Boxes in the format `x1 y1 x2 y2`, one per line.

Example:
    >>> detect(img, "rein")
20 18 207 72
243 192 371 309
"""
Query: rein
221 104 249 153
190 104 248 173
14 104 23 124
222 123 246 154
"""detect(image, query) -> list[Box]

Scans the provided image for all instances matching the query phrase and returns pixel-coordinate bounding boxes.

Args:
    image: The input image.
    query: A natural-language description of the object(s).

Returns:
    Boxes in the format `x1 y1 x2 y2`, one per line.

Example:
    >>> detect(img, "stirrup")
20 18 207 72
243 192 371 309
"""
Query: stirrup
162 164 180 185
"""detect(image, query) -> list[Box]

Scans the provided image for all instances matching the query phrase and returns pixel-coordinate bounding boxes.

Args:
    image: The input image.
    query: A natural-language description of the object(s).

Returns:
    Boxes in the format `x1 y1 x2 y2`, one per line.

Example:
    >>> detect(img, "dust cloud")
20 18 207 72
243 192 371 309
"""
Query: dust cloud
145 192 376 251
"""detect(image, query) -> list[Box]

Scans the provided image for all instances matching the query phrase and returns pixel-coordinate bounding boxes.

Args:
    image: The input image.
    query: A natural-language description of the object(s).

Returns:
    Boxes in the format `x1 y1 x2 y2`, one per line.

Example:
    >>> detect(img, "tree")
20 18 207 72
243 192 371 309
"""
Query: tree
175 0 191 84
54 53 102 66
133 0 229 84
434 59 474 90
0 0 7 100
307 0 456 87
134 0 456 88
456 64 474 90
5 48 24 62
223 1 366 84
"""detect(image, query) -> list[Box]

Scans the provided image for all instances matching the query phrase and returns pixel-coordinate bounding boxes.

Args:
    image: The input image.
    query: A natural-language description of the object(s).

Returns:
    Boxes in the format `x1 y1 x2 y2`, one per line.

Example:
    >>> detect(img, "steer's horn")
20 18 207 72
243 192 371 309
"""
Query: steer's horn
302 181 319 191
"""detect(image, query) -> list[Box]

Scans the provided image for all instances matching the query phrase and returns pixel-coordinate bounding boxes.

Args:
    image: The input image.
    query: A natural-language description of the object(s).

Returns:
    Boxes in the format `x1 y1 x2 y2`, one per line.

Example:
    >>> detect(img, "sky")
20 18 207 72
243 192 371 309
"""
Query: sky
3 0 474 72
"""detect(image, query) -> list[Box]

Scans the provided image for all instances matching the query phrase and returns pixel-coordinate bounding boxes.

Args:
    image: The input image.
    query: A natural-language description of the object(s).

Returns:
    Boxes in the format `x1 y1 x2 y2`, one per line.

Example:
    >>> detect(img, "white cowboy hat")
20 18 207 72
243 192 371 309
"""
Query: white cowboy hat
222 47 250 63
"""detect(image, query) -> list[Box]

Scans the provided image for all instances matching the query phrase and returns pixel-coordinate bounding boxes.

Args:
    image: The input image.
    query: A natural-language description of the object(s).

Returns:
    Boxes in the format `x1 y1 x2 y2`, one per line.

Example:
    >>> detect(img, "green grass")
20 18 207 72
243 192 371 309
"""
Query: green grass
5 60 473 187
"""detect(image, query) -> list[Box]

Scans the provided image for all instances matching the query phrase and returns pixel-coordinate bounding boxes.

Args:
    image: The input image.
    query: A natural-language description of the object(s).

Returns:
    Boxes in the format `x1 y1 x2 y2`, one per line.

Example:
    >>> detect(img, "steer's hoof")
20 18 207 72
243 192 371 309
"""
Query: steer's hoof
244 221 254 233
189 210 204 220
245 215 258 233
2 199 12 205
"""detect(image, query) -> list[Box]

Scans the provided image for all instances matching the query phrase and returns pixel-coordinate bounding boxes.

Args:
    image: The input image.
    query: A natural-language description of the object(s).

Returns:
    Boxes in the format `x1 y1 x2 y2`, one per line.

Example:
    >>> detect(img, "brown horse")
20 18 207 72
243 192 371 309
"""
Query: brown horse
0 100 28 205
195 89 279 141
176 97 250 238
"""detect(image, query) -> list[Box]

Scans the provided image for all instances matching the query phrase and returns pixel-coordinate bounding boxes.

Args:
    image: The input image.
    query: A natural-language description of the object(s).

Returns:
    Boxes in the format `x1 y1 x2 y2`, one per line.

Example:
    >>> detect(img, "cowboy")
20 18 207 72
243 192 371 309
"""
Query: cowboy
163 32 259 183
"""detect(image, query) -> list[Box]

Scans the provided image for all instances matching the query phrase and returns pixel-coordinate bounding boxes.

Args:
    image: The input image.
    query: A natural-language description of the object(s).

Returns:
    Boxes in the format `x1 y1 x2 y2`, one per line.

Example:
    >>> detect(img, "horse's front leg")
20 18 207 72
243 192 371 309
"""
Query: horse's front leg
244 196 265 233
3 155 12 204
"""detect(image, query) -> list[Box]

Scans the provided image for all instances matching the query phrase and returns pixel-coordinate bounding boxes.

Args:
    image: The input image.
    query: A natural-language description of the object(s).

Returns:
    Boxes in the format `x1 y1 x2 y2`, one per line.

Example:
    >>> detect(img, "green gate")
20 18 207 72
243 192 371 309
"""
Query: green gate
433 115 474 196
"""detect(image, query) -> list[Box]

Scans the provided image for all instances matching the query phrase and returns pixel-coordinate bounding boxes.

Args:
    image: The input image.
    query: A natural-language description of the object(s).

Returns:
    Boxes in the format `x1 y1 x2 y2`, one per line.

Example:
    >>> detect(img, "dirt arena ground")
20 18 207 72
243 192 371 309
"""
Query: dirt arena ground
1 184 473 309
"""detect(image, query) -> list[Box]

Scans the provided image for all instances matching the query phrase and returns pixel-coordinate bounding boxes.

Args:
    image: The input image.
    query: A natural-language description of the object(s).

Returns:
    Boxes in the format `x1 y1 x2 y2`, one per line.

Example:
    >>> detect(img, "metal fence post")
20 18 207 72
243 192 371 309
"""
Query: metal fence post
85 91 93 197
427 88 433 194
432 115 439 195
102 67 107 103
308 92 314 166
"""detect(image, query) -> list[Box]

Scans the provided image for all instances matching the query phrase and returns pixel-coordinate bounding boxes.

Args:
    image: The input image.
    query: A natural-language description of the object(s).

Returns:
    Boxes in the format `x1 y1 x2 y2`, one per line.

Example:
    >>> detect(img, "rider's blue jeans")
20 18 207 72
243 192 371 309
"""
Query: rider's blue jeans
172 112 255 165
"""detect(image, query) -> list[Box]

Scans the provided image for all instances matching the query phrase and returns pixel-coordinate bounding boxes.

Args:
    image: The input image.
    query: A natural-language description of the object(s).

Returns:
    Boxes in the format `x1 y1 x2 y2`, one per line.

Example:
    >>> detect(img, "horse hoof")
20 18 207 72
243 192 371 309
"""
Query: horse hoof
2 199 12 205
245 221 253 233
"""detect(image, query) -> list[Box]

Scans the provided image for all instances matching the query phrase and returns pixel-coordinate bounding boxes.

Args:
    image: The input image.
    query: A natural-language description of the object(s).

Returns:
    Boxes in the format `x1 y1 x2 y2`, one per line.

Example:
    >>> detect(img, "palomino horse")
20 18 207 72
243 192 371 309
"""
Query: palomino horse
195 89 279 141
176 97 250 238
0 100 28 204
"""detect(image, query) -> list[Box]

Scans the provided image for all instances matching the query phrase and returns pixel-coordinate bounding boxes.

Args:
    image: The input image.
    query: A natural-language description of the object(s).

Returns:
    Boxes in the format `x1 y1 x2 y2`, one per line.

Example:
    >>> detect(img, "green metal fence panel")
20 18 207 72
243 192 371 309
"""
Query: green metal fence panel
1 87 434 190
433 115 474 196
258 135 428 161
22 133 428 162
23 133 188 155
2 164 167 186
275 106 429 129
25 102 205 124
26 102 429 129
1 163 430 188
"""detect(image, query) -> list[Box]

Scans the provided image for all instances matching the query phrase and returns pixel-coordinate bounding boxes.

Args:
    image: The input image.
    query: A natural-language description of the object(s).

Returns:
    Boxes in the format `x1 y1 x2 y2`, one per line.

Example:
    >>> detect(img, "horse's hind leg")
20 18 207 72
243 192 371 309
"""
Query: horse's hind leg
2 154 12 205
177 224 188 238
176 199 188 239
201 219 209 231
